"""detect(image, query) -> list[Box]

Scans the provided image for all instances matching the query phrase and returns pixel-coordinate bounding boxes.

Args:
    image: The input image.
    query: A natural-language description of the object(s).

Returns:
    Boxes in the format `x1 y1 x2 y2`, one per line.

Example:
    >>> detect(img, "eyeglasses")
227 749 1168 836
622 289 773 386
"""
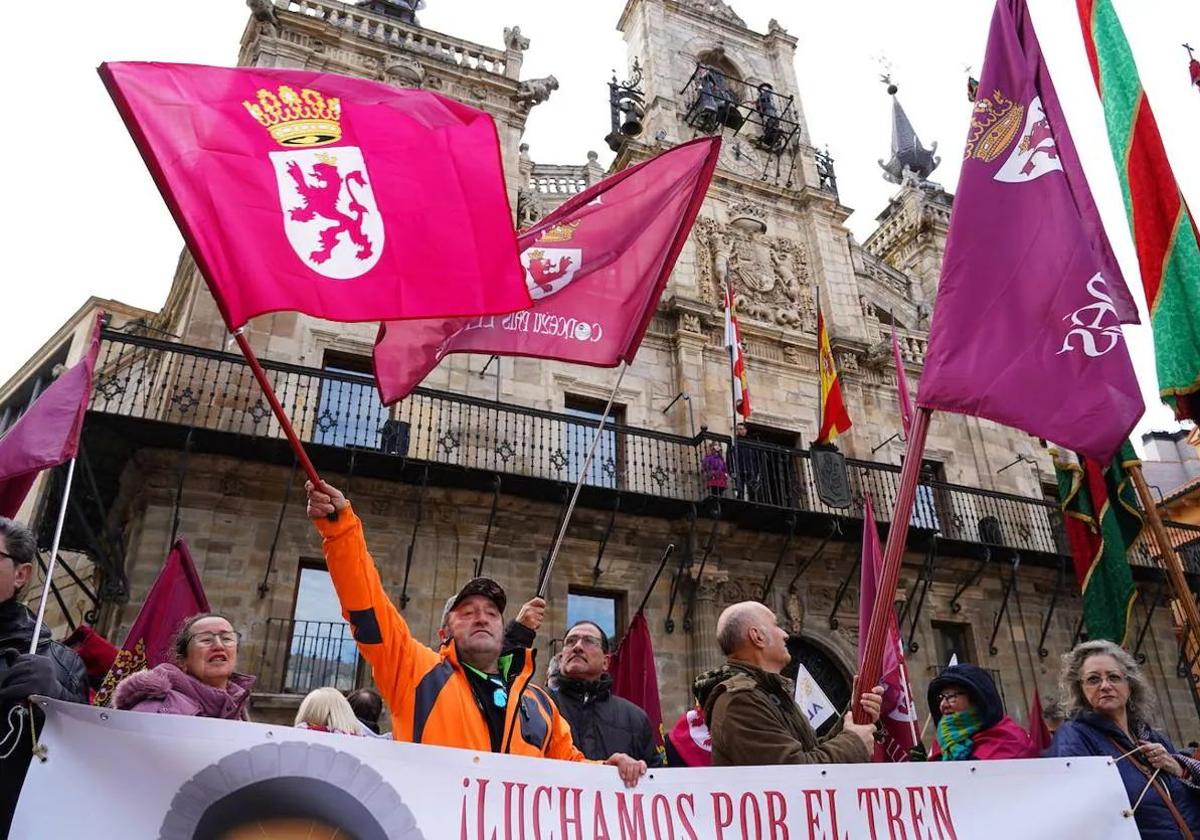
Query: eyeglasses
563 634 604 650
937 690 967 705
189 631 241 648
1082 673 1125 688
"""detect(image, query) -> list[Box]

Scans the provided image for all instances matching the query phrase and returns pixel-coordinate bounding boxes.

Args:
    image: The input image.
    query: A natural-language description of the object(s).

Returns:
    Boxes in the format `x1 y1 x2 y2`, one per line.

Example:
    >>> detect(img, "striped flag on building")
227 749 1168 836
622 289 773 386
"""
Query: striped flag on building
724 283 751 419
816 307 852 444
1077 2 1200 421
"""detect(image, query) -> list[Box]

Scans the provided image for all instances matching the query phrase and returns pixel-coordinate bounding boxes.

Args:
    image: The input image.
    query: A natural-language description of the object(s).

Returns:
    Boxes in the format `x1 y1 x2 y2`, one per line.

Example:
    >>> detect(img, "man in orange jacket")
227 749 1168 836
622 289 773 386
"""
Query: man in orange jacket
306 481 646 786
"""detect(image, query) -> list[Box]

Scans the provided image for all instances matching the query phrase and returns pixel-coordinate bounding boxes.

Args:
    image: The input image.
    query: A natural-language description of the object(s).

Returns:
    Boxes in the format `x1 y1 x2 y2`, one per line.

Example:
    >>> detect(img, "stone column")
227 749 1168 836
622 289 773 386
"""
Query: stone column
687 567 729 679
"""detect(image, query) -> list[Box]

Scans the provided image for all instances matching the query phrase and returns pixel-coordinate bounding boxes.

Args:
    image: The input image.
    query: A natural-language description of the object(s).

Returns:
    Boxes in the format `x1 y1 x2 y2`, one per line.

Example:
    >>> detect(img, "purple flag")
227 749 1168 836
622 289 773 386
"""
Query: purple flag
891 323 914 438
917 0 1143 462
0 315 102 517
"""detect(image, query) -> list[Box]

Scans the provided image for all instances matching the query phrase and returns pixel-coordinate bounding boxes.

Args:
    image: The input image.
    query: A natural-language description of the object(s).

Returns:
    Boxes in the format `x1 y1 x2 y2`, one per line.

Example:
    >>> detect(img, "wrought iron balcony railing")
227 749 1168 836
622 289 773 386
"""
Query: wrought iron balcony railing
258 617 363 695
86 331 1198 570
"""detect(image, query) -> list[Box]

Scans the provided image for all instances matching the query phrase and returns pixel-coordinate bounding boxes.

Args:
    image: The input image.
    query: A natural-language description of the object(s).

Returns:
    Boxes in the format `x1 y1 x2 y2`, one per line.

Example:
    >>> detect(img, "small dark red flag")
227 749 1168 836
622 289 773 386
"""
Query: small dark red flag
609 611 665 751
94 538 210 706
1029 688 1053 753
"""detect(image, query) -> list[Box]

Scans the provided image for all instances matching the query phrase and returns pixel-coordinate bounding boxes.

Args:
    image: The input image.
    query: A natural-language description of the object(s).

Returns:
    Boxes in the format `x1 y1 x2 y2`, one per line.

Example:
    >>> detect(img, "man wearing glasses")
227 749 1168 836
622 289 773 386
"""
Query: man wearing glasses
552 621 663 767
0 518 87 834
306 481 646 787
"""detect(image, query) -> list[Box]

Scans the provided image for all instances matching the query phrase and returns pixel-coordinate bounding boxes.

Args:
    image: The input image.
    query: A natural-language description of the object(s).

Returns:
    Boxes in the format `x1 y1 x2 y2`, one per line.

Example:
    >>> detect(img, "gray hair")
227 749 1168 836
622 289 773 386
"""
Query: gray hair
0 517 36 567
1059 639 1157 727
716 601 769 656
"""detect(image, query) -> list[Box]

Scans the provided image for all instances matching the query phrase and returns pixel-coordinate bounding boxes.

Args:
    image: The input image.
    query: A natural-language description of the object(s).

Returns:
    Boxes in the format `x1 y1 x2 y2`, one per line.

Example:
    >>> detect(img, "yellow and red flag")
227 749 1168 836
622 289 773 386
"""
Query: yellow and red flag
816 309 852 444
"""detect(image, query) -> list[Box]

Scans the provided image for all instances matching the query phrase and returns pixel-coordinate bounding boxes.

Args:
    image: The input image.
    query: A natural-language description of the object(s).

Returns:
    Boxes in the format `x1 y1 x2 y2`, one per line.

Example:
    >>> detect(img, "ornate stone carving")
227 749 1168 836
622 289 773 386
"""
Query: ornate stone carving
385 55 425 87
782 345 801 366
835 350 860 373
691 214 813 330
469 85 488 102
767 18 789 36
503 26 530 52
515 187 542 229
784 590 804 635
220 472 248 498
246 0 279 30
679 0 746 27
370 498 392 516
514 75 559 109
680 312 702 334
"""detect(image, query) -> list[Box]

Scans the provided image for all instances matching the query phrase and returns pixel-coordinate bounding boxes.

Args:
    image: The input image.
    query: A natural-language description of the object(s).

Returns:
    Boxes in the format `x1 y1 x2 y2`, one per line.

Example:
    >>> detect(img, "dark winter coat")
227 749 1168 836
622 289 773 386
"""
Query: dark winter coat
694 659 870 766
927 663 1034 760
1046 712 1200 839
113 663 256 720
551 672 663 767
0 598 88 836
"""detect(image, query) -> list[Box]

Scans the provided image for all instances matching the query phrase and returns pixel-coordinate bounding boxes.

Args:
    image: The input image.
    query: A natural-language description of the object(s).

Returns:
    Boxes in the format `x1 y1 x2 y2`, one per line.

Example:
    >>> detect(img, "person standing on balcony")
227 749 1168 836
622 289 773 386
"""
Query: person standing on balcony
702 441 728 497
113 612 256 720
552 620 663 768
695 601 883 766
0 518 88 836
304 481 647 787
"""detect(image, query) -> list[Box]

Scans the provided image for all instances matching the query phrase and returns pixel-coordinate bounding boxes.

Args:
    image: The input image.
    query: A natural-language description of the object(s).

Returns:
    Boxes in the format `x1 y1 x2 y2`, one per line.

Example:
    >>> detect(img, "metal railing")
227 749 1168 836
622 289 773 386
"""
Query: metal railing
87 331 1194 565
259 617 362 694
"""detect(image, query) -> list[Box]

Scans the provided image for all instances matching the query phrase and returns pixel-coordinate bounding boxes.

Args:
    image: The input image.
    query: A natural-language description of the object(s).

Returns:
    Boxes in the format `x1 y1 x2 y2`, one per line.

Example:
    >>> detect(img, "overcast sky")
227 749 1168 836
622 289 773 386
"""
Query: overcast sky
3 0 1197 443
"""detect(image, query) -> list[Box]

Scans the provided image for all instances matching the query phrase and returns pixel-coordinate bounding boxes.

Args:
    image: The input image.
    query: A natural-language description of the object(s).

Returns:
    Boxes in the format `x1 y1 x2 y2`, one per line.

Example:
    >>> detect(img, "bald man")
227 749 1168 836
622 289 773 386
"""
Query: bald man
693 601 882 766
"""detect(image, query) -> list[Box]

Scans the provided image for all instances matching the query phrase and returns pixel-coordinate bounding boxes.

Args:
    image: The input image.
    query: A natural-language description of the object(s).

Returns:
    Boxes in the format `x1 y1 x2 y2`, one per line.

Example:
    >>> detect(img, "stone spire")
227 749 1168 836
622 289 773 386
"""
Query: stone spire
877 80 940 185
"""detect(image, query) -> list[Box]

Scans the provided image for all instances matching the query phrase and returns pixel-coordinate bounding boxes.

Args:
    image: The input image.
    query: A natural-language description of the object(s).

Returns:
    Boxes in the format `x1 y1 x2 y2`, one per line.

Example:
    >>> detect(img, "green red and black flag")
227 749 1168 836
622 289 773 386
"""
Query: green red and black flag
1053 442 1143 645
1077 2 1200 421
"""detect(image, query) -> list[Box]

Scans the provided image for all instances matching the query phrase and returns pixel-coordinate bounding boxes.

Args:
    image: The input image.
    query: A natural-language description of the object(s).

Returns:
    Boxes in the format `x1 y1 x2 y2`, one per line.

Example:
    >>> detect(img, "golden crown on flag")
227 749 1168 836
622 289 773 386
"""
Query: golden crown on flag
243 85 342 147
536 220 581 244
964 90 1024 163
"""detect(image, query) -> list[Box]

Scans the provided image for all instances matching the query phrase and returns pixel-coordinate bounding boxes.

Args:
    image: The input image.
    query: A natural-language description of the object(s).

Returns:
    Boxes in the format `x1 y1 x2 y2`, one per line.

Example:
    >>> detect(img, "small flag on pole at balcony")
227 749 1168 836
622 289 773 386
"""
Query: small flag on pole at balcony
816 305 852 445
99 62 530 329
916 0 1143 463
1187 43 1200 92
93 538 210 707
0 314 102 519
1051 442 1142 645
724 282 751 419
373 137 720 403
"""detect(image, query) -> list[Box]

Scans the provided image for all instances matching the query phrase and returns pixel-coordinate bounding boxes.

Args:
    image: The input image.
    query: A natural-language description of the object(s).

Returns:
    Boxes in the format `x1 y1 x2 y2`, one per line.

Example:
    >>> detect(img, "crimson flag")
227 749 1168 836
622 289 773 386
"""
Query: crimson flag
100 62 530 329
1029 688 1053 753
916 0 1143 461
373 138 720 402
94 538 210 707
891 322 914 438
857 493 920 761
609 611 665 752
0 314 102 518
665 707 713 767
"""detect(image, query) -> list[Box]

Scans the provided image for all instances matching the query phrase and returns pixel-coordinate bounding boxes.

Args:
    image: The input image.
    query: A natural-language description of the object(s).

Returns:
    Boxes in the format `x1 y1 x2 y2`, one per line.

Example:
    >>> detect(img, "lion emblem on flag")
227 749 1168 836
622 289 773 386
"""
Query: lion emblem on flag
270 146 386 279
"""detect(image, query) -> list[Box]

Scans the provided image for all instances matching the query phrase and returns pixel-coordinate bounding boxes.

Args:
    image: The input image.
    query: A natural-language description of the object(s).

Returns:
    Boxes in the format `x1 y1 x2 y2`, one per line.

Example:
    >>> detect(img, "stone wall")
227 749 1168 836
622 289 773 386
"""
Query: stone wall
105 450 1200 743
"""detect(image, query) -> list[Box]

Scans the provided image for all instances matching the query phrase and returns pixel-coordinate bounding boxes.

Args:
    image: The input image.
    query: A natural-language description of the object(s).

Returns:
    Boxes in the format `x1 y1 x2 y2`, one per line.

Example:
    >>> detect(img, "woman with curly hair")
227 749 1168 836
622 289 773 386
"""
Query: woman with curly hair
1045 639 1200 838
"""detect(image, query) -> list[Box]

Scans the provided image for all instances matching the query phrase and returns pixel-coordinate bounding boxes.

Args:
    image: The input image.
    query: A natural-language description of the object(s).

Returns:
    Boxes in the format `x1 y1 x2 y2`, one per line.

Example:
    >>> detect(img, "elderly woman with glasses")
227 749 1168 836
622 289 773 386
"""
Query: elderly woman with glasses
926 663 1034 760
114 613 255 720
1045 640 1200 838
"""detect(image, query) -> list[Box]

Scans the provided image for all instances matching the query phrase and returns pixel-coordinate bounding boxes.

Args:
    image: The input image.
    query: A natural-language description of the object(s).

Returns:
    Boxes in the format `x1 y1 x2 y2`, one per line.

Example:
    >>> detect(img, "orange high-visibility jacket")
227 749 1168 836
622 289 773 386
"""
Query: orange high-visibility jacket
315 505 586 760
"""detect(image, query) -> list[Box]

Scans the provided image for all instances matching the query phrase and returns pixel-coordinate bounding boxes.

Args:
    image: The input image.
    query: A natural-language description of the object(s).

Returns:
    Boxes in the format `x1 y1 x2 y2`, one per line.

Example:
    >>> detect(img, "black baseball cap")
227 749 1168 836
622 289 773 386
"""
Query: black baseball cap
440 577 507 626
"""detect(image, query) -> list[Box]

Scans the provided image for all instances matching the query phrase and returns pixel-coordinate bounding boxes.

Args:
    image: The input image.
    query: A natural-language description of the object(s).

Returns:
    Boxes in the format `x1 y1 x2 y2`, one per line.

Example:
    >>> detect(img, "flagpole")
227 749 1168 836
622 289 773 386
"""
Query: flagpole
855 405 932 723
722 260 741 494
28 459 76 654
1128 463 1200 647
231 329 323 490
537 361 629 599
815 286 824 442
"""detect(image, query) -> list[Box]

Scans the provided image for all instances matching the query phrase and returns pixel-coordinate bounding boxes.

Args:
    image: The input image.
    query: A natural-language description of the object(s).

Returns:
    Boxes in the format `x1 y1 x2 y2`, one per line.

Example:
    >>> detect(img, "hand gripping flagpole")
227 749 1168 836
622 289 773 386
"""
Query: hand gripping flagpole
854 406 932 724
537 361 629 599
29 459 77 654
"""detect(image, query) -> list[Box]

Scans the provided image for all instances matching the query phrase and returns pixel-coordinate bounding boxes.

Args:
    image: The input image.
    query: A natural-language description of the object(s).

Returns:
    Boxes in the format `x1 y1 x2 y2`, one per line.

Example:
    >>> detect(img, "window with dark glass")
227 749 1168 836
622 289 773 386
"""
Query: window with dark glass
562 395 624 489
314 350 390 450
285 562 359 693
566 587 625 643
931 619 974 665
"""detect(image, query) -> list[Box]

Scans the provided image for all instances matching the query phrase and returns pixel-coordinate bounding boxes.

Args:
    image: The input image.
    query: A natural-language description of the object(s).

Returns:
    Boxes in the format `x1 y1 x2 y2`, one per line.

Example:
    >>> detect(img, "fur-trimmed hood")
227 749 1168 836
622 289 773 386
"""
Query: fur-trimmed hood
113 663 255 720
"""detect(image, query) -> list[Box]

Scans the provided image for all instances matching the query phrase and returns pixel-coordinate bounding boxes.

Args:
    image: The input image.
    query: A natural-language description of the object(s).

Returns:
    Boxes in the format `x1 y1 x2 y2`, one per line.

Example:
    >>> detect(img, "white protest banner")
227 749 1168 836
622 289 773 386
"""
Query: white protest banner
15 699 1140 839
793 662 837 730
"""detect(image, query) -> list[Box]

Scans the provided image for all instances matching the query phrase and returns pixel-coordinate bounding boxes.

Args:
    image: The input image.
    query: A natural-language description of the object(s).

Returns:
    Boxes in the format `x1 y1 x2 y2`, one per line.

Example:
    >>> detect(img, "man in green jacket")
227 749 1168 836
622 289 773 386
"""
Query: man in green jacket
695 601 883 766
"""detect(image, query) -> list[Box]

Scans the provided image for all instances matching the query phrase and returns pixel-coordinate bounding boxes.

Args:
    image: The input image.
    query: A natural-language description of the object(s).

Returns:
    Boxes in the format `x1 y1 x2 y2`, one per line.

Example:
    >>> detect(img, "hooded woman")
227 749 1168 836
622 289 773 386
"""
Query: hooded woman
927 663 1034 760
113 613 255 720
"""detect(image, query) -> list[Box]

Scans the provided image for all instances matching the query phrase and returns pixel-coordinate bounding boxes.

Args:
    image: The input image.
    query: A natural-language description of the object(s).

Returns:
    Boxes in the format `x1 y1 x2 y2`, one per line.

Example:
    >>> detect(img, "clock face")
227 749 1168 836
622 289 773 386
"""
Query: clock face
719 140 761 175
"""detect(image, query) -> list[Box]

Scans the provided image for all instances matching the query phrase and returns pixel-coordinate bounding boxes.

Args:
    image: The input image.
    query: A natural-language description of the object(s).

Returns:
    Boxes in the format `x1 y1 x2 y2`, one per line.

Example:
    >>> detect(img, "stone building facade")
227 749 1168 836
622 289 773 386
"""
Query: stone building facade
6 0 1199 742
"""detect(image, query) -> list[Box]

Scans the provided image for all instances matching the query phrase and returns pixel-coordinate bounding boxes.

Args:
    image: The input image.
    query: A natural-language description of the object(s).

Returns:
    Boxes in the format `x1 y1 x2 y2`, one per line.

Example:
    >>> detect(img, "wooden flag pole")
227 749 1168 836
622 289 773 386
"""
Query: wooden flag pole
1128 463 1200 647
854 406 933 724
232 329 323 489
537 361 629 599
